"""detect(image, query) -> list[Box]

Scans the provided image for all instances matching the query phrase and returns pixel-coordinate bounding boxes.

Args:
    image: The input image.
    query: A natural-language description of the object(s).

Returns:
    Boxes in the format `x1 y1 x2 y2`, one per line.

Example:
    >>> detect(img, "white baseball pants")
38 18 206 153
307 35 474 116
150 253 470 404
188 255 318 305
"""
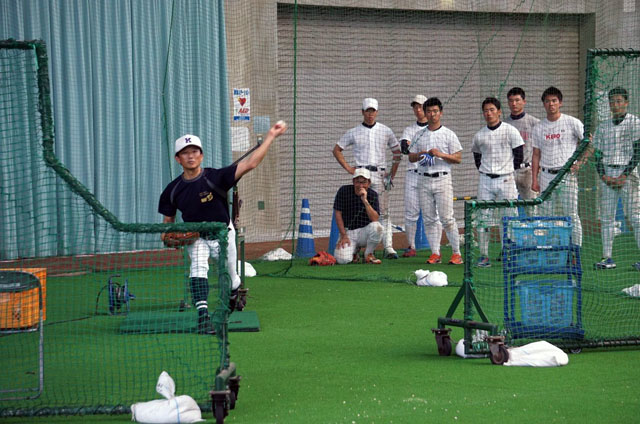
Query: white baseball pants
187 224 241 290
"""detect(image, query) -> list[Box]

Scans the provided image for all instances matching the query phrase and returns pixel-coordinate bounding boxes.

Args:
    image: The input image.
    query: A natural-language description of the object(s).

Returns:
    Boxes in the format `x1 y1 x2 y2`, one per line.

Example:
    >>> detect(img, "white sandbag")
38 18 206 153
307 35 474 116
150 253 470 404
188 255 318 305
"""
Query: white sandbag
260 248 292 261
131 371 204 423
622 284 640 297
503 341 569 367
455 339 487 359
242 261 257 277
415 269 448 287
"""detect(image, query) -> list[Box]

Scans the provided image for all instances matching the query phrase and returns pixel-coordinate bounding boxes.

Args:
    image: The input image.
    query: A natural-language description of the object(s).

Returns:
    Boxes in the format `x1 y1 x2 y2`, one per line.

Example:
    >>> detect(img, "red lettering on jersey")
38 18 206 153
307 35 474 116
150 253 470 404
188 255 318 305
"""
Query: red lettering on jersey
545 133 561 140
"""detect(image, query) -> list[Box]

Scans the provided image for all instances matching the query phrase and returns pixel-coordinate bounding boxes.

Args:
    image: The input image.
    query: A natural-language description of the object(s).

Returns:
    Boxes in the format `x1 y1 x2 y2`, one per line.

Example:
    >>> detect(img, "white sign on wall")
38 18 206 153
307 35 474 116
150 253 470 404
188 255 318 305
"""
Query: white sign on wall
233 88 250 121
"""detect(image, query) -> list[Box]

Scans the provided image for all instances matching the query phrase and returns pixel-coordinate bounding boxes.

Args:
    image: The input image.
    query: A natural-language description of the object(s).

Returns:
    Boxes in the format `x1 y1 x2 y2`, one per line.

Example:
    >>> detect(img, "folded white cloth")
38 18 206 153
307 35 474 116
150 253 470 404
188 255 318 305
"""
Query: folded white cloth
260 248 292 261
622 284 640 297
504 341 569 367
131 371 204 423
415 269 448 287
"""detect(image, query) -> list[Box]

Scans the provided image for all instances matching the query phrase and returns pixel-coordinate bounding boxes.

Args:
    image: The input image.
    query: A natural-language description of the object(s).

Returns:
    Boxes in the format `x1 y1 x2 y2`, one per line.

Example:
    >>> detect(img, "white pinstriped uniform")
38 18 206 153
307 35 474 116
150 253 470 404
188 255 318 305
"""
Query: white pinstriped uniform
409 125 462 255
505 113 540 200
338 122 399 251
400 121 434 249
532 114 584 245
471 122 524 257
593 113 640 258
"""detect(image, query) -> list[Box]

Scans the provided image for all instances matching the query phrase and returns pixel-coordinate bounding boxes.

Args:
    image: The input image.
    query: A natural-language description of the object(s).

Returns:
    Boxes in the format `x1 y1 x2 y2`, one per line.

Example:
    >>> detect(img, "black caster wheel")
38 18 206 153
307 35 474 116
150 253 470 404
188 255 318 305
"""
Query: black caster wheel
229 389 237 410
211 390 230 424
489 344 509 365
431 328 453 356
487 336 509 365
214 401 226 424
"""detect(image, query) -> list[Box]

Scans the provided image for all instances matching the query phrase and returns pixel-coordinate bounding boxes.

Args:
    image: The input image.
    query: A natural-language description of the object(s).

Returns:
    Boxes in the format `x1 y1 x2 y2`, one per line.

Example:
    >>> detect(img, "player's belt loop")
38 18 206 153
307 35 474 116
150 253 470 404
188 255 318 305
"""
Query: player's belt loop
541 167 561 174
519 162 531 169
481 172 501 179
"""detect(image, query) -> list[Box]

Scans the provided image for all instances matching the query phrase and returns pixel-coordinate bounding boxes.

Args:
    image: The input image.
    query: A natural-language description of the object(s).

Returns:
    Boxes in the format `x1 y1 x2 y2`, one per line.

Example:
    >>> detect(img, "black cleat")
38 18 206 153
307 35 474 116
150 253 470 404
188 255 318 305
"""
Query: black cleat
197 314 216 335
229 288 239 312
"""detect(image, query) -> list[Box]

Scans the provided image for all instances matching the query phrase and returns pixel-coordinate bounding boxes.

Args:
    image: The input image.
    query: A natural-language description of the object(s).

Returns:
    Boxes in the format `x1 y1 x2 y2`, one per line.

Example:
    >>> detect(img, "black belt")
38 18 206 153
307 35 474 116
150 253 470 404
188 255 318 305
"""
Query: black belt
518 162 531 169
541 167 561 174
415 171 448 178
356 165 385 172
605 164 625 169
481 172 503 179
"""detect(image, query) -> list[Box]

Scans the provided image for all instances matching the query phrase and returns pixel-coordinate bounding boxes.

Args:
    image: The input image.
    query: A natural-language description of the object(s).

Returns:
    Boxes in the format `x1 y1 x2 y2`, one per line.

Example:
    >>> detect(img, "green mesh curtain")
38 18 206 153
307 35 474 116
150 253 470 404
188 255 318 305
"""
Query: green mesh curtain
0 0 230 257
0 0 240 416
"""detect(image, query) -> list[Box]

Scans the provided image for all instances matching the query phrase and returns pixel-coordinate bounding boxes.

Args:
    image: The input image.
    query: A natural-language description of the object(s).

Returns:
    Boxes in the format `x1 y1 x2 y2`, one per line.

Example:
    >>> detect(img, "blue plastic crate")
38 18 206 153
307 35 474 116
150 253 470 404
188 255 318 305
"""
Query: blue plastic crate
509 220 571 268
516 280 575 328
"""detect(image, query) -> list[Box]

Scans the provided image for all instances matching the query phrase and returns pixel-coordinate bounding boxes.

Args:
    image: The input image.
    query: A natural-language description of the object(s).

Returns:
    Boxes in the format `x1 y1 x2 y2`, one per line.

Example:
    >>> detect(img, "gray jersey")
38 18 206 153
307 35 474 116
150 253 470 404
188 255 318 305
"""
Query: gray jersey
338 122 399 168
409 125 463 173
532 114 584 169
505 112 540 164
471 122 524 175
593 113 640 170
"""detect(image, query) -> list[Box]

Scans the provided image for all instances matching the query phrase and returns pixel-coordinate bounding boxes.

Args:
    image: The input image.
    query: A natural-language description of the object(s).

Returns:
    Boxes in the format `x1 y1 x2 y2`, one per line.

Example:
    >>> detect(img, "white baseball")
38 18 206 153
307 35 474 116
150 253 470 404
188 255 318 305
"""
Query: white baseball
276 120 286 128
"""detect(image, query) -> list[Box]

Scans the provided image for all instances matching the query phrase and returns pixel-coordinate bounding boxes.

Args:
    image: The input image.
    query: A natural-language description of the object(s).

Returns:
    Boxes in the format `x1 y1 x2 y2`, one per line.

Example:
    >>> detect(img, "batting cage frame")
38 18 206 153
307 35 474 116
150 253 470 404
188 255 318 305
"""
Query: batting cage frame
434 48 640 362
0 39 240 421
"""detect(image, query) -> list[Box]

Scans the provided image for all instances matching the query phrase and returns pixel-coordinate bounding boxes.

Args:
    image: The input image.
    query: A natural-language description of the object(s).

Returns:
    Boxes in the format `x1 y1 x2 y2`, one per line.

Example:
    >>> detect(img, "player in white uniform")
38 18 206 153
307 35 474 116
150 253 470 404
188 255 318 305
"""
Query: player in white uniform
333 98 402 259
531 87 585 250
592 87 640 271
471 97 524 267
504 87 540 202
399 94 439 257
408 97 463 265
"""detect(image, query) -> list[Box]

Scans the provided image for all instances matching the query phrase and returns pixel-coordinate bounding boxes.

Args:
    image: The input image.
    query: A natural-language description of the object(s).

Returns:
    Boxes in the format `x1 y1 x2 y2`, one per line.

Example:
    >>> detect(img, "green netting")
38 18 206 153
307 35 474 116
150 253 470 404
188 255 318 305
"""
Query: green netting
226 2 628 283
2 1 640 418
0 40 236 417
443 50 640 354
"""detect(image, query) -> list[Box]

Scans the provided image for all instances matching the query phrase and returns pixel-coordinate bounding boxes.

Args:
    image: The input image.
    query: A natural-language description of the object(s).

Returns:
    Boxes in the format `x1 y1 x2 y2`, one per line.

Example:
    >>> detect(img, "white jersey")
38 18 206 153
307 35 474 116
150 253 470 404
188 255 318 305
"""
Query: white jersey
338 122 399 168
409 125 463 173
532 114 584 169
504 112 540 164
593 113 640 169
401 121 429 170
471 122 524 175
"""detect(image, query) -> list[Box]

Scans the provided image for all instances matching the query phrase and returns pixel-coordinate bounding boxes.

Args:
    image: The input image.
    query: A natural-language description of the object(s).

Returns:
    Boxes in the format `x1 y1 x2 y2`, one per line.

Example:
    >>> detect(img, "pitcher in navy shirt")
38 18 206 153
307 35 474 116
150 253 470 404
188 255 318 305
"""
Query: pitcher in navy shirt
159 122 288 333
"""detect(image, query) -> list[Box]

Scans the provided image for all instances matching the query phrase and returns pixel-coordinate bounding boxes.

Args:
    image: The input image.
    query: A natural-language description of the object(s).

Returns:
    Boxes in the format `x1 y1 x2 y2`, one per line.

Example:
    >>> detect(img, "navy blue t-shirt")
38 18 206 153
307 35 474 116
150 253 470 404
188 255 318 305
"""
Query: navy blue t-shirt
333 185 379 230
158 165 238 223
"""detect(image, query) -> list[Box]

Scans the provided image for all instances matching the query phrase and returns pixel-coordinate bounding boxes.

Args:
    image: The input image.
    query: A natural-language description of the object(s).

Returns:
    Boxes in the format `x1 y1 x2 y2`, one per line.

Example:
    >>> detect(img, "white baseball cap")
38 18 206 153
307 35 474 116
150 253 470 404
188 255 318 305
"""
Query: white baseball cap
174 134 203 155
353 168 371 180
411 95 427 106
362 98 378 111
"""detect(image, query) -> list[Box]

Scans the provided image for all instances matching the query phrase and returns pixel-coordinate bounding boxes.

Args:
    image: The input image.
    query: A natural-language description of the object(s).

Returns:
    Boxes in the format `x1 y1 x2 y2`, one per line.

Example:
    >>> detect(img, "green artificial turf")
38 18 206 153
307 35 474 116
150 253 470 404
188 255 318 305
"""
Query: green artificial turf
4 261 639 423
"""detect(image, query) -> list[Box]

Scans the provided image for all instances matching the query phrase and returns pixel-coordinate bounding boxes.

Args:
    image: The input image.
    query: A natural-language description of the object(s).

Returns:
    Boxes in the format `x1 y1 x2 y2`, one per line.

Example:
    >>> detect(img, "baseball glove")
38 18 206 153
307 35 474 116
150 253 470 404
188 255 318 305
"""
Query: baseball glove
162 232 199 248
419 153 435 167
309 251 337 266
400 139 410 155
